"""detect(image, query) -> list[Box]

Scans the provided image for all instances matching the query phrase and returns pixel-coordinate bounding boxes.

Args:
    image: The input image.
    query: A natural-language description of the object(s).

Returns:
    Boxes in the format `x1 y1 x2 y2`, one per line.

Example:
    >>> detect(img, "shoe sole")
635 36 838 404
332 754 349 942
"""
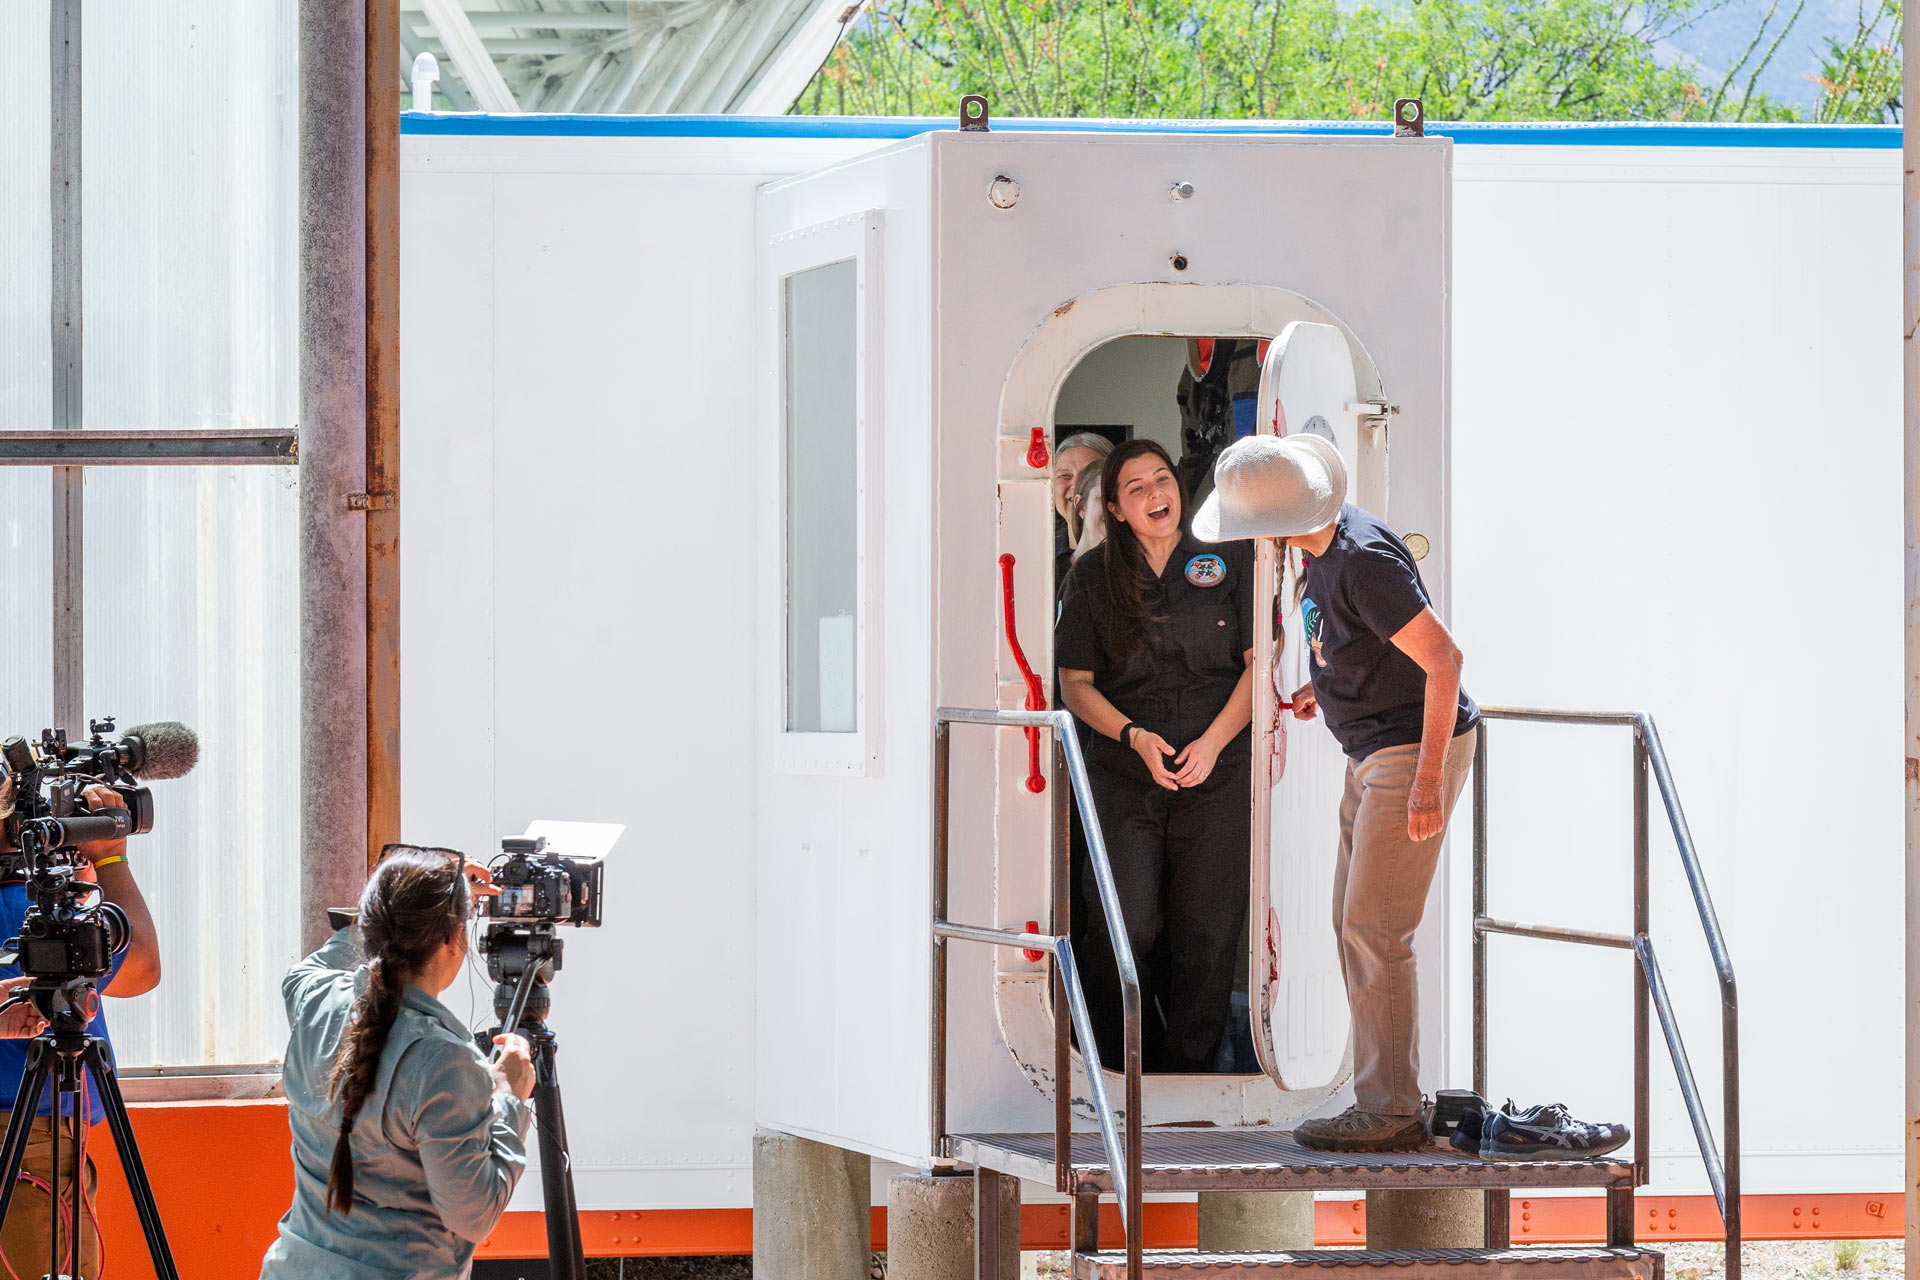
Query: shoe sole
1296 1131 1430 1154
1480 1138 1630 1162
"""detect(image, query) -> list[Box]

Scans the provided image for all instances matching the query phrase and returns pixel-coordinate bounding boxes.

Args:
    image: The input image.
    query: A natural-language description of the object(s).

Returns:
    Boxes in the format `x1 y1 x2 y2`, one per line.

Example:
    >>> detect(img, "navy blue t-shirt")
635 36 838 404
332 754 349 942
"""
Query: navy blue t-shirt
0 881 124 1123
1301 504 1478 760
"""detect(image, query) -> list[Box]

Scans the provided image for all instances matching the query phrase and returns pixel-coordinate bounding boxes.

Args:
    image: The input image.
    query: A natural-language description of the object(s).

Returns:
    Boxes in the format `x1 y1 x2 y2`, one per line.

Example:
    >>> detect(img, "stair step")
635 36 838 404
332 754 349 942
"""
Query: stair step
1071 1246 1662 1280
952 1130 1633 1194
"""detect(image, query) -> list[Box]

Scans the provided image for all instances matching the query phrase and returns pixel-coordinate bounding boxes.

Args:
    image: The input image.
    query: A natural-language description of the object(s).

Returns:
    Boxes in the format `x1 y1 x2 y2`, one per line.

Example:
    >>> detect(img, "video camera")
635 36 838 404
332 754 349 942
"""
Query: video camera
0 718 196 985
475 835 604 1029
483 836 603 927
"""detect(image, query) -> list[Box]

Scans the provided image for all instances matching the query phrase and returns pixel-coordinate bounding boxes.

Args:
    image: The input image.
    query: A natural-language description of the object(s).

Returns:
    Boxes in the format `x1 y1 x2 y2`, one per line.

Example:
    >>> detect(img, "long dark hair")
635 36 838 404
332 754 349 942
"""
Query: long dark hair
1098 438 1185 660
324 848 469 1215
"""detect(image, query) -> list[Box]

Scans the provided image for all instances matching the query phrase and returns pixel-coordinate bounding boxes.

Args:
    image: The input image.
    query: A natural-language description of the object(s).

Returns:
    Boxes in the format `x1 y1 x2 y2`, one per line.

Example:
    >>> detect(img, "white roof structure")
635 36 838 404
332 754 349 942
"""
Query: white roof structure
402 0 854 115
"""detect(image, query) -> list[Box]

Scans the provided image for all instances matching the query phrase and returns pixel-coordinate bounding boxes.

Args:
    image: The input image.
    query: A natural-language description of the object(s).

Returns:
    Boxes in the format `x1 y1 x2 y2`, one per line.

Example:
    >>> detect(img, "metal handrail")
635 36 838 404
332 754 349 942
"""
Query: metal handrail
931 707 1144 1280
1472 706 1740 1280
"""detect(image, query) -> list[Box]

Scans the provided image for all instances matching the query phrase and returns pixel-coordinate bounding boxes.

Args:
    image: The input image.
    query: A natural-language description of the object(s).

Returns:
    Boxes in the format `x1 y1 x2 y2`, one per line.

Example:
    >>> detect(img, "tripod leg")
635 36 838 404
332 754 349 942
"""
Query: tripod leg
82 1044 180 1280
0 1041 53 1241
528 1038 586 1280
69 1069 87 1280
47 1056 62 1280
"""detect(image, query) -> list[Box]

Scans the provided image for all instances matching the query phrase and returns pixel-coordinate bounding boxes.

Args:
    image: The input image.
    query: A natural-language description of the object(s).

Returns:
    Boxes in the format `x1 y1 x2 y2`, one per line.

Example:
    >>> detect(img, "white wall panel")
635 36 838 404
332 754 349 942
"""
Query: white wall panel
401 133 872 1207
1447 143 1902 1194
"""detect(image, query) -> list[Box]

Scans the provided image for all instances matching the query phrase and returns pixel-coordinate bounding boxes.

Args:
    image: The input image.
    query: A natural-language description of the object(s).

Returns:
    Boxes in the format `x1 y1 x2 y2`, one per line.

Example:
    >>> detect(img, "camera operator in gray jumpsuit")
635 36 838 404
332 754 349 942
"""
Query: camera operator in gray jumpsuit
260 847 534 1280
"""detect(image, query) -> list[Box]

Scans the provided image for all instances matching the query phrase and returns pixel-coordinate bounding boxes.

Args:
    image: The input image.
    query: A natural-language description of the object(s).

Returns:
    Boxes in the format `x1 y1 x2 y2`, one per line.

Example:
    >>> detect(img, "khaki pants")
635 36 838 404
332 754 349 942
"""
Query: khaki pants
1332 726 1478 1117
0 1115 101 1280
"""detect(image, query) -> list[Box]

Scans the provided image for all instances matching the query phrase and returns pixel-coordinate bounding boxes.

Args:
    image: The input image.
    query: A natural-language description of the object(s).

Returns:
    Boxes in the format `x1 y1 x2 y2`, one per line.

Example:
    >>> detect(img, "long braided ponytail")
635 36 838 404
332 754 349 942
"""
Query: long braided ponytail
324 848 469 1215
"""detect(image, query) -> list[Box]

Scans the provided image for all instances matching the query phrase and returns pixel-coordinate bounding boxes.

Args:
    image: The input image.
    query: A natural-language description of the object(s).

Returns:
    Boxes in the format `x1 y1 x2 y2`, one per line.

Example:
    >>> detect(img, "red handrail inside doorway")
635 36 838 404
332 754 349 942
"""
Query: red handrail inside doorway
998 553 1047 793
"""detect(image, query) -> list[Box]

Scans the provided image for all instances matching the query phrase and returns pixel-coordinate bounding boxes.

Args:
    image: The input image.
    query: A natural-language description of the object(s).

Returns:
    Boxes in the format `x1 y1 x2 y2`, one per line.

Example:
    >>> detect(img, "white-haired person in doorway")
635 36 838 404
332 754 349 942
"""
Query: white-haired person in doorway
1052 431 1115 586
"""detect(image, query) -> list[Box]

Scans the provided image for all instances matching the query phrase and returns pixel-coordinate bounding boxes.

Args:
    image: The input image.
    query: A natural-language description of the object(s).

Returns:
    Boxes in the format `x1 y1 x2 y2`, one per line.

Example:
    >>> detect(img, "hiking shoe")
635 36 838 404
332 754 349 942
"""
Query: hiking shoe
1479 1103 1630 1161
1295 1107 1430 1153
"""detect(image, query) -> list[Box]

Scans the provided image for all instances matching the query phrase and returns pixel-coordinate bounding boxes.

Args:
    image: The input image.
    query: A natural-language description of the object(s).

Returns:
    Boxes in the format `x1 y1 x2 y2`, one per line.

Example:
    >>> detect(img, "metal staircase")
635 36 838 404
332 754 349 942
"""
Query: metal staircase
931 707 1738 1280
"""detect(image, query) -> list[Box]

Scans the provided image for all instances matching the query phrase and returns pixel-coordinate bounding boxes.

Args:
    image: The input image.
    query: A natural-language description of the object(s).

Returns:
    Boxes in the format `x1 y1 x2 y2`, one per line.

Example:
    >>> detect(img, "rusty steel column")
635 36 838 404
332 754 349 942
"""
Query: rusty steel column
49 0 83 736
299 0 371 948
366 0 402 864
1903 0 1919 1271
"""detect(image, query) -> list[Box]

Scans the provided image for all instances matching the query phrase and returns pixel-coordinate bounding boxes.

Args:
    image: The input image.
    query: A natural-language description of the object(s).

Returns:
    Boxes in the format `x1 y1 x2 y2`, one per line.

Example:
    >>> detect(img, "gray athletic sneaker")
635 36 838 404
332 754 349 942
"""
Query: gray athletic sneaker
1294 1106 1430 1153
1479 1103 1630 1161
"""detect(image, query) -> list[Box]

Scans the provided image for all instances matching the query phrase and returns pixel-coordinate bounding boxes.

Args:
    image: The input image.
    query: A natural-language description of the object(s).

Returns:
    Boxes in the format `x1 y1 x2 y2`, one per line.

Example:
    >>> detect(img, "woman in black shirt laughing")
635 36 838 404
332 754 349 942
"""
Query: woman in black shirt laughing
1055 438 1255 1072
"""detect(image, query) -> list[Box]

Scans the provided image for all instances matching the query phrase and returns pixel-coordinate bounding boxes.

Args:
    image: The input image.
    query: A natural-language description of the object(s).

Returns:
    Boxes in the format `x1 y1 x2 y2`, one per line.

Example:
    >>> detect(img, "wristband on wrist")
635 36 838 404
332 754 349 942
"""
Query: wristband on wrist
1120 722 1139 749
90 855 126 868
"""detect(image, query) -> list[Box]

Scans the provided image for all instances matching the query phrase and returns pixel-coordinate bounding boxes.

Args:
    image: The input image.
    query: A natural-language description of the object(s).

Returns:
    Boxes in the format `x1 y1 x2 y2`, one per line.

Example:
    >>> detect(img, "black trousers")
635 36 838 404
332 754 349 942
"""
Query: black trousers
1076 755 1252 1072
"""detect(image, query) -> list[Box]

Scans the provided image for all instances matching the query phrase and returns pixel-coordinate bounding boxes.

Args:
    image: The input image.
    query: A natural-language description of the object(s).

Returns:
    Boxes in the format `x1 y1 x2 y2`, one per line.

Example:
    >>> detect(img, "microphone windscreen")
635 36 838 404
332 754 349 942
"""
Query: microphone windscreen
124 722 199 781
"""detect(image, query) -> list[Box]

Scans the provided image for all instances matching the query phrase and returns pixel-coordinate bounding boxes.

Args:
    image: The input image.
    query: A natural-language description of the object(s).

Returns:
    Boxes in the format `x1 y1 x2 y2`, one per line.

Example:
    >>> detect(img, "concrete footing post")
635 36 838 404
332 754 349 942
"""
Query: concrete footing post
752 1130 871 1280
1364 1189 1486 1249
886 1171 1020 1280
1196 1191 1316 1251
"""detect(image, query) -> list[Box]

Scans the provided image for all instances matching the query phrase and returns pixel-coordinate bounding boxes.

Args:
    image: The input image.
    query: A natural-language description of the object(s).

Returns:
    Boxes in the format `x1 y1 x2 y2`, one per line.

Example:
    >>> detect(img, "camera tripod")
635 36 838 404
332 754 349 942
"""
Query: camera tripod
0 980 178 1280
478 924 585 1280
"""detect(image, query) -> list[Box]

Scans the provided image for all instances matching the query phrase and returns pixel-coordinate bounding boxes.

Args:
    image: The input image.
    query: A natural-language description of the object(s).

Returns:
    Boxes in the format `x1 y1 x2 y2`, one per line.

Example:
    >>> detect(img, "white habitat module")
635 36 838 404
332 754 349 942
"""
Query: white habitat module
754 126 1452 1165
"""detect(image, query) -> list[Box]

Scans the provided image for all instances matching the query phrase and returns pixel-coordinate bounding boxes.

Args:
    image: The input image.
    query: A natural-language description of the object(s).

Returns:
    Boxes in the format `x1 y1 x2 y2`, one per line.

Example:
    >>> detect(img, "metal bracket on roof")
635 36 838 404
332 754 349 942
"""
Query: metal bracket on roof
960 95 991 132
1394 98 1425 137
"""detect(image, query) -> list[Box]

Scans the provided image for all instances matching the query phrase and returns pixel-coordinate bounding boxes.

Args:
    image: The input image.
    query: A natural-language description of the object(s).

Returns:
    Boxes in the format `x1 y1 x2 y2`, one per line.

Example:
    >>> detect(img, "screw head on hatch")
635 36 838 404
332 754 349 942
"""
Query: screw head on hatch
988 175 1020 209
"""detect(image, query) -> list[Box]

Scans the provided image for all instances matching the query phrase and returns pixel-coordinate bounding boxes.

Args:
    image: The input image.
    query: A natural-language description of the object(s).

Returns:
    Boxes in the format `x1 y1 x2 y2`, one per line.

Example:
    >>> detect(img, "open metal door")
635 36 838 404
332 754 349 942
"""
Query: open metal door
1250 321 1362 1091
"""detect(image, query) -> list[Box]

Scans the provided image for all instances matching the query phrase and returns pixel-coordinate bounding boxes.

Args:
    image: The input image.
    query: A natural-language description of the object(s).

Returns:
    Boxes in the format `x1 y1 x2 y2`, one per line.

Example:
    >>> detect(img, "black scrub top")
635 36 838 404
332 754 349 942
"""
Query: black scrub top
1055 531 1255 784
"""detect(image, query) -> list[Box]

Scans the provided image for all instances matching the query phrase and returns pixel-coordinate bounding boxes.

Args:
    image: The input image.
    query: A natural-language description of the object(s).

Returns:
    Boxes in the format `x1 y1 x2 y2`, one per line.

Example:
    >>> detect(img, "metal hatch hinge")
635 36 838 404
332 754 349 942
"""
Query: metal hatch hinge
1346 400 1400 438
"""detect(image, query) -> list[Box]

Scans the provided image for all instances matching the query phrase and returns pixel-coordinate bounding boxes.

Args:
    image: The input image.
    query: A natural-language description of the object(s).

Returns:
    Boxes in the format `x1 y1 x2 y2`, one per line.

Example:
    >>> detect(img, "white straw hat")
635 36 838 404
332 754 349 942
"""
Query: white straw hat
1192 433 1347 541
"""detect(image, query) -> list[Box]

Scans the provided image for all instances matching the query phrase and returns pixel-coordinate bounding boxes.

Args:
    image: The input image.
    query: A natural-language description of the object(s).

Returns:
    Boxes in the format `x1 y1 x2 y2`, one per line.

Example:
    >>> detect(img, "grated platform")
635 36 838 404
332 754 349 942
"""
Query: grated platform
1071 1246 1662 1280
950 1129 1636 1194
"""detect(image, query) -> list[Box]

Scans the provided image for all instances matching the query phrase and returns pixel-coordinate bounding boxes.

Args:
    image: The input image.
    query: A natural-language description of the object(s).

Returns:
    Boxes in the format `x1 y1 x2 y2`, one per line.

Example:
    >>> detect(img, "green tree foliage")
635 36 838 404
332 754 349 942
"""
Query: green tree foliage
791 0 1888 122
1812 0 1902 122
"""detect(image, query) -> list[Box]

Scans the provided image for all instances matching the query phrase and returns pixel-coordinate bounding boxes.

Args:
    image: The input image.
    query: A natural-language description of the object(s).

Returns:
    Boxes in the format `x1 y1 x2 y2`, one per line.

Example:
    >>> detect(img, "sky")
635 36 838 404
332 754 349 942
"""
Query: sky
1657 0 1881 112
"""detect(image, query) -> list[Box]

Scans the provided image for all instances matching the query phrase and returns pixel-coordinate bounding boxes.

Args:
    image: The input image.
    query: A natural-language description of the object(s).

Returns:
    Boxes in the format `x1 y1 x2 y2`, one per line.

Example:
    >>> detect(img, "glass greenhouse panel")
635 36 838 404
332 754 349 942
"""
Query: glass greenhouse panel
81 1 298 433
83 467 299 1068
0 0 50 435
0 474 54 734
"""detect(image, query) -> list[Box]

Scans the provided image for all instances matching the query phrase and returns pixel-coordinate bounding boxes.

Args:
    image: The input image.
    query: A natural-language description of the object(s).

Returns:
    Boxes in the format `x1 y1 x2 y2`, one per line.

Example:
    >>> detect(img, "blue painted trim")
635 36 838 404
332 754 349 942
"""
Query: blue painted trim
400 110 1900 149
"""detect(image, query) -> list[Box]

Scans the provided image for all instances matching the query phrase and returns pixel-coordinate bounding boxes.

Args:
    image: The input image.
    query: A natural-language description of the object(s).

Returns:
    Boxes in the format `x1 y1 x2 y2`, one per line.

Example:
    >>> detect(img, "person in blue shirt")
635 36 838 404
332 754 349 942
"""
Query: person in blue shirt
0 777 162 1280
260 846 534 1280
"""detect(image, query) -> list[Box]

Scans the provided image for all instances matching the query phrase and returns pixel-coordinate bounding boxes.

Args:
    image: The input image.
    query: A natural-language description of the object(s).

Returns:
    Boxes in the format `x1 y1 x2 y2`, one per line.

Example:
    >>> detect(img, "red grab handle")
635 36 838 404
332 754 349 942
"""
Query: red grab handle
998 553 1047 794
1026 427 1050 470
1023 921 1046 963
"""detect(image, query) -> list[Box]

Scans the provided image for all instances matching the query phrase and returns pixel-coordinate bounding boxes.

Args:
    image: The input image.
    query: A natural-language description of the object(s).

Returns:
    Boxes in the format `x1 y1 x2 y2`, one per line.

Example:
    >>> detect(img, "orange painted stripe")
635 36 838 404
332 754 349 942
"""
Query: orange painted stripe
478 1208 754 1257
474 1192 1908 1259
1490 1193 1904 1245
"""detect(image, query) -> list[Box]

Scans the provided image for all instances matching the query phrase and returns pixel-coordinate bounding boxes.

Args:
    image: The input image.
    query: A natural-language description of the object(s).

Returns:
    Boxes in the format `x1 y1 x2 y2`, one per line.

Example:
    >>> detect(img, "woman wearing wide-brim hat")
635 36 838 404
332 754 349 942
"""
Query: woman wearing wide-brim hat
1195 433 1480 1153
